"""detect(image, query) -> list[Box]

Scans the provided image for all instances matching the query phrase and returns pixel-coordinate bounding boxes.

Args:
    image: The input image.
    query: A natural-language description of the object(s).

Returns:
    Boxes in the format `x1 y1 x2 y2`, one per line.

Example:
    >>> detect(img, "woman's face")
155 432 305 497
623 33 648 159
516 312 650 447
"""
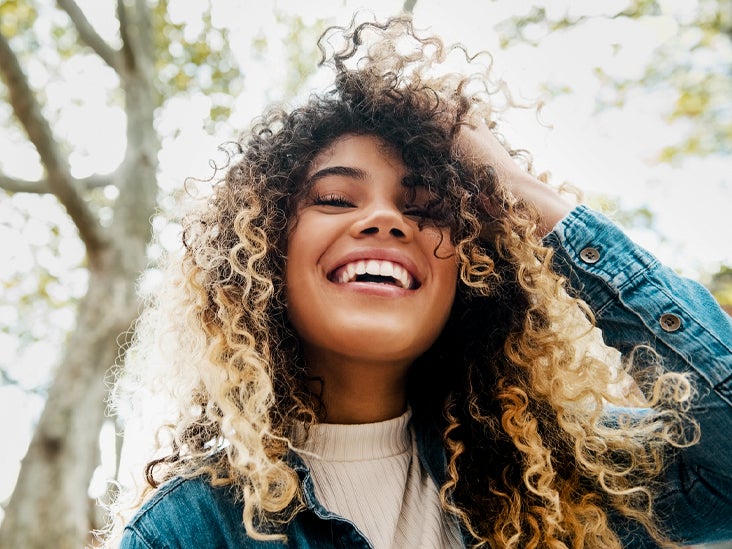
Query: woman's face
285 134 458 369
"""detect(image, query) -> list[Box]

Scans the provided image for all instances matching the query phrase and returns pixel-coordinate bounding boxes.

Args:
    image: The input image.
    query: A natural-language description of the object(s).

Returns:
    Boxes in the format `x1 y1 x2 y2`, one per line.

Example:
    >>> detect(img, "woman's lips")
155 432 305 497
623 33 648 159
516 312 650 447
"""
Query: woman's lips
328 258 418 289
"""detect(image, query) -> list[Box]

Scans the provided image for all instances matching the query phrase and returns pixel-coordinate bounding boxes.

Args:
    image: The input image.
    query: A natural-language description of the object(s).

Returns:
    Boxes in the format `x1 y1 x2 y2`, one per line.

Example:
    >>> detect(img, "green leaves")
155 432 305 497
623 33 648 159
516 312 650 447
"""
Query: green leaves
152 0 242 123
0 0 39 39
707 265 732 308
494 0 731 162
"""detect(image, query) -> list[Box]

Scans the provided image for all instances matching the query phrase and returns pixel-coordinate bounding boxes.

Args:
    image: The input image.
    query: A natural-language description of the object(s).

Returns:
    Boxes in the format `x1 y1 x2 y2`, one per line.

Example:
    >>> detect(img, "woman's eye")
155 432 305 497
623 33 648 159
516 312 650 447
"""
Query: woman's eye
404 206 432 219
312 193 354 208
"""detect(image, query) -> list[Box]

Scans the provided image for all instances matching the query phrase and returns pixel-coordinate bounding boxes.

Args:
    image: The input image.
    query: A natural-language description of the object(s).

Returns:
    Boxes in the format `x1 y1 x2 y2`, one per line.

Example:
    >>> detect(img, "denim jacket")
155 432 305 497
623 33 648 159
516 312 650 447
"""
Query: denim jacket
120 206 732 548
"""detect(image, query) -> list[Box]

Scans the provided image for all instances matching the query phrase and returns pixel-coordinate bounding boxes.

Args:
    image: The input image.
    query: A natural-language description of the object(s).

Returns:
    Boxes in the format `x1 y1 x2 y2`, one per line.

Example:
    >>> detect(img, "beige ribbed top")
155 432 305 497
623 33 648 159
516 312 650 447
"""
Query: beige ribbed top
295 410 464 549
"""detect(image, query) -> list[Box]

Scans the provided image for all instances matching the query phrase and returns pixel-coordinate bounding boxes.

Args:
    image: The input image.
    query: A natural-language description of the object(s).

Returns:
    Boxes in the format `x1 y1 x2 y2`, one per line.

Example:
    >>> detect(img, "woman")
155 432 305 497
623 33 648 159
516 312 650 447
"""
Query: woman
108 17 732 548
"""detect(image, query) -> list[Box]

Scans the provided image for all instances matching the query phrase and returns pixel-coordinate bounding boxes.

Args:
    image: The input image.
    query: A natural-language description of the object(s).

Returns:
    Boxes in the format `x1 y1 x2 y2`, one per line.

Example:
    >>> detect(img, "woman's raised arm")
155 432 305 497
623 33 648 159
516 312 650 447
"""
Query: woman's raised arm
455 119 572 235
457 118 732 545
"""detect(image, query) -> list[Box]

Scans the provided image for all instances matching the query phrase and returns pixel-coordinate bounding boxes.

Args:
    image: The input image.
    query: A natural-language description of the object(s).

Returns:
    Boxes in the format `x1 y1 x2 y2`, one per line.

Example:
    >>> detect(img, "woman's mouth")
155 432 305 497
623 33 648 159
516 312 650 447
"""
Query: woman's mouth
329 259 419 289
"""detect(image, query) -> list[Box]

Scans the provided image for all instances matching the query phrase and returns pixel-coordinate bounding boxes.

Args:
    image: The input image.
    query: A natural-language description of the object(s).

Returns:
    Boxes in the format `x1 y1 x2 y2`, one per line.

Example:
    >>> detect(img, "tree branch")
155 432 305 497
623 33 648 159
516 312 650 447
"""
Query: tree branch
135 0 154 62
0 31 105 254
0 173 113 194
117 0 136 71
116 0 154 76
56 0 121 72
0 368 45 397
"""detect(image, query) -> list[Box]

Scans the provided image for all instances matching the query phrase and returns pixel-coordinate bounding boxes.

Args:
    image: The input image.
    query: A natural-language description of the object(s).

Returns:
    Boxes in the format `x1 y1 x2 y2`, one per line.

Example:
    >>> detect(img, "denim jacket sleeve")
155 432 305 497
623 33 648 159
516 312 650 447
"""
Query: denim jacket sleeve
544 205 732 545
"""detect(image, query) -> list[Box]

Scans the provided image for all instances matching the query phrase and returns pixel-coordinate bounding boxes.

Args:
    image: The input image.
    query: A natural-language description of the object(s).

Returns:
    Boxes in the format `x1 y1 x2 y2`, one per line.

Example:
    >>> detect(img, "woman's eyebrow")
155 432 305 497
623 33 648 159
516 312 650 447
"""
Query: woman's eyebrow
306 165 368 186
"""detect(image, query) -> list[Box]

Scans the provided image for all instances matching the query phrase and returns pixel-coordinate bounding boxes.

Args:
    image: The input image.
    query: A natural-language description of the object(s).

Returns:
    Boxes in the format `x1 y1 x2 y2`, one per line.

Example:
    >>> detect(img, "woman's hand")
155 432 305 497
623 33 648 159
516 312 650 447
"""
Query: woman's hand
455 119 572 236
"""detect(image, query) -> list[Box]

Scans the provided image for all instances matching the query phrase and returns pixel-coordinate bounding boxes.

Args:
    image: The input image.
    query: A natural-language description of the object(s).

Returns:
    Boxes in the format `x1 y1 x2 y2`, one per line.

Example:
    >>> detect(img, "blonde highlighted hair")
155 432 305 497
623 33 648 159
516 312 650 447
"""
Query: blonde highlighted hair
107 16 696 548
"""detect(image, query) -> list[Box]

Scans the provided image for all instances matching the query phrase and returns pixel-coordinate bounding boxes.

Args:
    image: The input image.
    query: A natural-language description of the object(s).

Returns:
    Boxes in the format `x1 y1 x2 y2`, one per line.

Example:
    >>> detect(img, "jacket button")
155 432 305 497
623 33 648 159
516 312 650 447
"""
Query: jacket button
580 247 601 264
659 313 682 332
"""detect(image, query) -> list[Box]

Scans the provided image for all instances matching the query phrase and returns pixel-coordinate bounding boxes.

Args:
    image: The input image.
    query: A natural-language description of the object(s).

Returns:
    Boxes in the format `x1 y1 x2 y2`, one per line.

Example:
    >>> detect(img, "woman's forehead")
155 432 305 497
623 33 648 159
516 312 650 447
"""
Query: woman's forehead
306 133 403 177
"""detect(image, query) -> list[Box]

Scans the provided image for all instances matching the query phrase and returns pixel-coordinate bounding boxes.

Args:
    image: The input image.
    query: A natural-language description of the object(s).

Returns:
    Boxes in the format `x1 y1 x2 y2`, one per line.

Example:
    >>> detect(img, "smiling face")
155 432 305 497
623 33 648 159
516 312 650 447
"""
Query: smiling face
285 134 459 371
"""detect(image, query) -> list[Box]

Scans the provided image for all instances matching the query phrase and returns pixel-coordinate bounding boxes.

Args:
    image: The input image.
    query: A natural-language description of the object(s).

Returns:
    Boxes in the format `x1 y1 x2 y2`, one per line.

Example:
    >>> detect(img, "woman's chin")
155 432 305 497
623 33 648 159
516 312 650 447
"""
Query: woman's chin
304 329 430 368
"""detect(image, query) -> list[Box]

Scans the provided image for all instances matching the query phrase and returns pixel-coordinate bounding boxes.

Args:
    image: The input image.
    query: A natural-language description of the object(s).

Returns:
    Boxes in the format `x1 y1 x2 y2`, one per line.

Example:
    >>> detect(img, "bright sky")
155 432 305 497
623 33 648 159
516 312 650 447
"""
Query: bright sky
1 0 730 518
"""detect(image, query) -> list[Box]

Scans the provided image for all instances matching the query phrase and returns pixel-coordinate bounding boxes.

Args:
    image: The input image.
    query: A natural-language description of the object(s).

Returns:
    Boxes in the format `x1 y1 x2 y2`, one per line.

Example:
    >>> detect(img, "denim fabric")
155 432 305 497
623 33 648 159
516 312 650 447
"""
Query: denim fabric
120 206 732 548
546 205 732 546
120 441 445 548
119 457 374 548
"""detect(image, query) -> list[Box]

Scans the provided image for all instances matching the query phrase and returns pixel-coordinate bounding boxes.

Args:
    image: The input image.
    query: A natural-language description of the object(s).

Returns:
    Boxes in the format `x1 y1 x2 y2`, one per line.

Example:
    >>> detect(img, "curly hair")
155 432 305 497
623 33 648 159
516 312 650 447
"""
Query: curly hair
108 16 696 548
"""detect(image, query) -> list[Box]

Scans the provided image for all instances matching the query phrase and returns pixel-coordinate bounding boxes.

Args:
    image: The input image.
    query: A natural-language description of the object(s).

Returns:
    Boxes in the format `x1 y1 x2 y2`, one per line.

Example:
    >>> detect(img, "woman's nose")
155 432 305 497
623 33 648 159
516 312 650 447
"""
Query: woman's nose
350 202 413 240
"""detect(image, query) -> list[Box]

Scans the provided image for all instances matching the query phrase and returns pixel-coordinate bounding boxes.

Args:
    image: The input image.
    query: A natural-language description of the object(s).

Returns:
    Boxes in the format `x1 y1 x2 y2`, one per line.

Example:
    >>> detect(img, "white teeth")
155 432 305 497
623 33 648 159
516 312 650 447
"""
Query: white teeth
333 259 415 289
394 265 407 289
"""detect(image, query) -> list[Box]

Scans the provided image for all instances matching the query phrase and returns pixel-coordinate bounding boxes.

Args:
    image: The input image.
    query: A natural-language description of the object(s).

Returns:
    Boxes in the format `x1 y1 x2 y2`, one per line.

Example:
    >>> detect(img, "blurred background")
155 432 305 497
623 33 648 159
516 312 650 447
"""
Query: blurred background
0 0 730 547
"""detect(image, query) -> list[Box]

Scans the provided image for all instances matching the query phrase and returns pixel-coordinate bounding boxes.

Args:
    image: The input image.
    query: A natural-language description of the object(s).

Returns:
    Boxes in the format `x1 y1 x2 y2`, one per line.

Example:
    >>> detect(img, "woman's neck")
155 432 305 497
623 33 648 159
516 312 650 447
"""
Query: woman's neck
306 352 410 424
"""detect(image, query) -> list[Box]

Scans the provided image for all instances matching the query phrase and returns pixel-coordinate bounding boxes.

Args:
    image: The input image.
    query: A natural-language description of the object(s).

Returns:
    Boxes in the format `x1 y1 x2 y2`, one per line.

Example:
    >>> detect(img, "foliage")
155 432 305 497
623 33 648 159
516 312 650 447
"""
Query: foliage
0 197 85 395
495 0 732 162
0 0 326 397
151 0 243 130
0 0 38 39
585 192 656 231
708 265 732 307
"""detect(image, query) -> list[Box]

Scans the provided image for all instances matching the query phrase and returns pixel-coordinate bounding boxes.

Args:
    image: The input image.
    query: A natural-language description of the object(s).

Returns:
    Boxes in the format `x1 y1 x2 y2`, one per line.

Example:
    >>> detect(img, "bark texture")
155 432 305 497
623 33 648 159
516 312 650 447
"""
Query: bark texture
0 1 158 547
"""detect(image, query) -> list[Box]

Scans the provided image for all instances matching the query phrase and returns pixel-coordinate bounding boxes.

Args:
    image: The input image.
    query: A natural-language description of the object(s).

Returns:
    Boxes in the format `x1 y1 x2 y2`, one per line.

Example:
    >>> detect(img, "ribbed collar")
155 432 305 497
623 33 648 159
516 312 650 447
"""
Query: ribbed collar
293 408 413 462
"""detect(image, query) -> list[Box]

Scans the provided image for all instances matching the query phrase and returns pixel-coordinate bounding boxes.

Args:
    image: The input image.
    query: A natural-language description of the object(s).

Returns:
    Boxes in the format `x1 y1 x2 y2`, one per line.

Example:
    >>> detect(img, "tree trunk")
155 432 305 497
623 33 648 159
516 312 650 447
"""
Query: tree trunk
0 137 156 549
0 2 158 544
0 249 142 549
